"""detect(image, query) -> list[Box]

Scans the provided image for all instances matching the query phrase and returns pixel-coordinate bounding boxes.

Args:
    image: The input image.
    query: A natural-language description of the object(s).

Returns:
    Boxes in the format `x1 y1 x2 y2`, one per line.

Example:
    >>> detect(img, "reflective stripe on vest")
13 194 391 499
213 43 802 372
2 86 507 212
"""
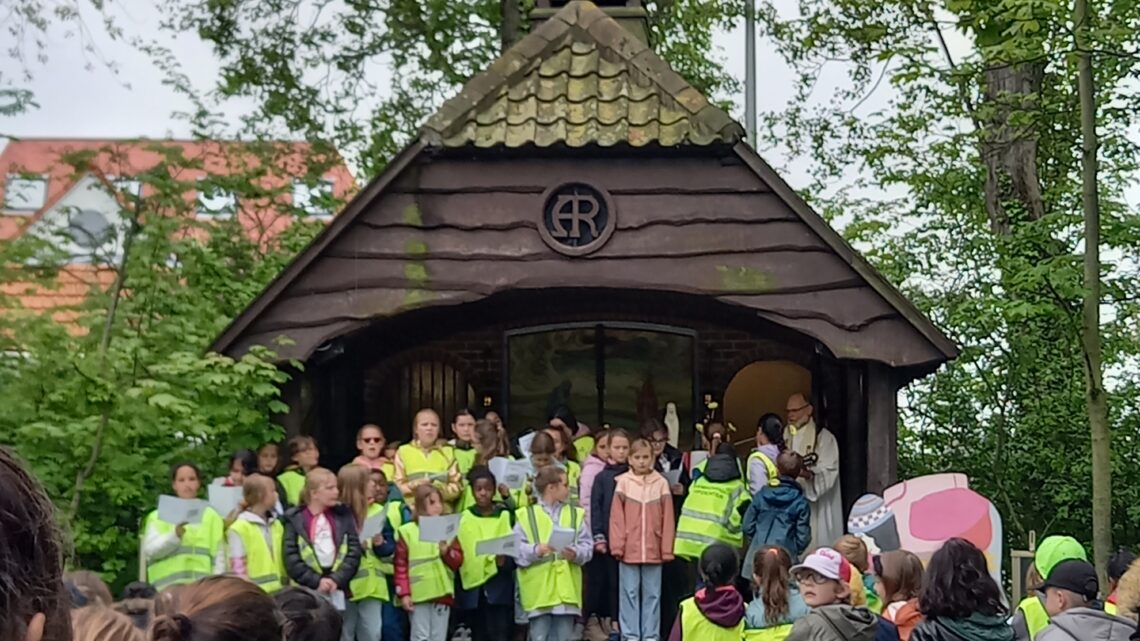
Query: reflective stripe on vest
350 503 389 601
515 504 584 611
673 479 746 560
744 623 794 641
298 535 348 575
143 508 224 590
457 509 513 590
229 518 285 594
1105 602 1119 616
398 522 453 603
1018 595 1050 640
747 451 780 488
680 596 744 641
566 460 581 506
397 444 454 504
278 470 306 506
378 501 406 576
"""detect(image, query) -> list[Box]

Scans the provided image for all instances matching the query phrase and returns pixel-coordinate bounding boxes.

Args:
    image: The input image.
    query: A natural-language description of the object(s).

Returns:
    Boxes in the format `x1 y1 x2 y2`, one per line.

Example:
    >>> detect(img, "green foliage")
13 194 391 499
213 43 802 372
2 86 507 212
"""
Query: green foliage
0 142 339 588
753 0 1140 552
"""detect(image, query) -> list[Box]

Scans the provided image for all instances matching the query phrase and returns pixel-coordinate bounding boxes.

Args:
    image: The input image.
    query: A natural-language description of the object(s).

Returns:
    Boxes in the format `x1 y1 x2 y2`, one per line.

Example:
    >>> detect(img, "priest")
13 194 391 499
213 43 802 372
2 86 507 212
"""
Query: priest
783 392 843 550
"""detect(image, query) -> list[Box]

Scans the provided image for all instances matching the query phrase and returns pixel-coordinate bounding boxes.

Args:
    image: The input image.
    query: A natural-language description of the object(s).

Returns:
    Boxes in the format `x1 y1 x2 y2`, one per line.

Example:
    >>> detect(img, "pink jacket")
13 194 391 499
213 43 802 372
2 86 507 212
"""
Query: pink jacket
609 470 675 564
580 454 607 527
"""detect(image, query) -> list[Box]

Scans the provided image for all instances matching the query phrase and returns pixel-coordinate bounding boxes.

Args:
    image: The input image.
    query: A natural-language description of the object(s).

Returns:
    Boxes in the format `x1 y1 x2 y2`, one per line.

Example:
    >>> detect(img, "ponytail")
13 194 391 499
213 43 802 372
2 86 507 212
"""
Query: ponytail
754 545 793 625
151 614 193 641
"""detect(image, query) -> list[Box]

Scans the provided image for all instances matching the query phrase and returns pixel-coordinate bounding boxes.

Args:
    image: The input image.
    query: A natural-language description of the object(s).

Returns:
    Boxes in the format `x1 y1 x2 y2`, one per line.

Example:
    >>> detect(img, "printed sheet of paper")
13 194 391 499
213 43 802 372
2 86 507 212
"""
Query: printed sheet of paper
664 468 683 486
475 534 517 556
361 511 387 541
518 432 537 457
418 514 461 542
689 450 709 471
328 590 346 611
489 457 528 489
157 495 208 525
547 525 576 550
207 485 243 517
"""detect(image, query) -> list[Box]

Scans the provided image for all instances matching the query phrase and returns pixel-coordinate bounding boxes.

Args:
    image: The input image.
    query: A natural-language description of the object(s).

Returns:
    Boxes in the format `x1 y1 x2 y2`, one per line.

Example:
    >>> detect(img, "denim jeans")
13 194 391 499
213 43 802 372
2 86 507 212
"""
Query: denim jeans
618 562 662 641
529 613 576 641
342 598 383 641
380 599 407 641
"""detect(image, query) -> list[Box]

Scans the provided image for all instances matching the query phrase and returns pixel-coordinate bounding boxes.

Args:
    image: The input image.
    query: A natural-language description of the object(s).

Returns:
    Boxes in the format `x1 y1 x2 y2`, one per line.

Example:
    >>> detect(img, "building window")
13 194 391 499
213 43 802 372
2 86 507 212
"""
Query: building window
292 178 335 218
4 175 48 212
196 181 237 218
109 177 143 201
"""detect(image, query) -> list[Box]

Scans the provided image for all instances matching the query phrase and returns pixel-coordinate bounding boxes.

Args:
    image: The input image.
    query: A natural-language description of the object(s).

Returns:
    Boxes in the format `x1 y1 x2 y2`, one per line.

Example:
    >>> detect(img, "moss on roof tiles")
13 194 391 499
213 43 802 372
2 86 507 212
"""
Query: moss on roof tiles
420 1 744 149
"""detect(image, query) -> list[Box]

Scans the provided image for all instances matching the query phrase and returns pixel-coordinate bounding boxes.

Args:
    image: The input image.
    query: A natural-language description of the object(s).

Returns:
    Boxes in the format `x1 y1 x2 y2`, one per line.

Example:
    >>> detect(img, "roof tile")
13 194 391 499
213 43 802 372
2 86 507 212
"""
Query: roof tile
420 0 744 149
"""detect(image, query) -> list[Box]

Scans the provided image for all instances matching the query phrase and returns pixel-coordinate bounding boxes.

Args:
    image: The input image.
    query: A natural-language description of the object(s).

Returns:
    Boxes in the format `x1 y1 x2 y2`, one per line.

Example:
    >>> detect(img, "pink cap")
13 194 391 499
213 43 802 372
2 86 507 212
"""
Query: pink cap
791 547 853 582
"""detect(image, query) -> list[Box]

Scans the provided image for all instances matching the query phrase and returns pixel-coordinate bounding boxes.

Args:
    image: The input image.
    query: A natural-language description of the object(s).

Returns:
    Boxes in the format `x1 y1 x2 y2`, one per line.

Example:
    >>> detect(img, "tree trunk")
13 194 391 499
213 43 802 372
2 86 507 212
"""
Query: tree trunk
500 0 522 53
981 62 1046 236
1073 0 1112 588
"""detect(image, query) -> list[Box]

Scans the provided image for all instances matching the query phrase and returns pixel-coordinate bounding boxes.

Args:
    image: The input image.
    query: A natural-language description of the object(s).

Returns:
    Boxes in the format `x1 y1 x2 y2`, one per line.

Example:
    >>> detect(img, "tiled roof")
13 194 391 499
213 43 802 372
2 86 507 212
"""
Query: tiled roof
421 1 744 148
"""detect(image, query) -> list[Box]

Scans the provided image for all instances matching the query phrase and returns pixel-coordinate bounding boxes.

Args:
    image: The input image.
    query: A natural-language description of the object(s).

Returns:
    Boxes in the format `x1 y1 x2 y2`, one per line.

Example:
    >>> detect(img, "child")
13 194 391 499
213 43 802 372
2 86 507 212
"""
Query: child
834 535 881 612
610 438 676 641
395 409 462 508
514 465 594 641
674 443 749 565
282 468 363 604
352 424 395 478
579 429 610 526
214 449 257 487
456 466 515 641
787 548 898 641
275 587 344 641
395 484 464 641
691 423 729 483
667 543 745 641
745 546 810 640
73 603 144 641
589 428 631 641
258 443 280 476
874 551 923 641
141 462 226 590
150 576 281 641
543 422 582 506
746 414 784 495
227 474 285 593
1104 547 1136 615
279 436 321 507
451 410 479 476
742 450 811 579
909 539 1010 641
339 464 394 641
527 431 559 506
373 469 412 641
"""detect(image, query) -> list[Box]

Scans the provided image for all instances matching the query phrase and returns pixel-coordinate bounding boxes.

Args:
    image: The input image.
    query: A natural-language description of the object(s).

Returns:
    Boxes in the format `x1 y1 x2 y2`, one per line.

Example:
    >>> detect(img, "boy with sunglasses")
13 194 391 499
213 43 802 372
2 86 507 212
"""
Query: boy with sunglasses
786 548 899 641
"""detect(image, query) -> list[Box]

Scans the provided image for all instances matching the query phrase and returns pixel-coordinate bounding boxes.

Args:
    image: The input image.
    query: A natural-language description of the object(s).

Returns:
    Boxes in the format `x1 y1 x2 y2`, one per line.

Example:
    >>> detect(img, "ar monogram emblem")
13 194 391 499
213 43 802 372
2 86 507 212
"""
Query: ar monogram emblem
539 183 616 257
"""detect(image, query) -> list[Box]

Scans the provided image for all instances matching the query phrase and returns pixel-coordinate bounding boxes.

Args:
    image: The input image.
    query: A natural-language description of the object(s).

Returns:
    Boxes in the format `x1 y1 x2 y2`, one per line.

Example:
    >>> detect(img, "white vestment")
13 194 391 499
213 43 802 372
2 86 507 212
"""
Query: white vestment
784 420 843 551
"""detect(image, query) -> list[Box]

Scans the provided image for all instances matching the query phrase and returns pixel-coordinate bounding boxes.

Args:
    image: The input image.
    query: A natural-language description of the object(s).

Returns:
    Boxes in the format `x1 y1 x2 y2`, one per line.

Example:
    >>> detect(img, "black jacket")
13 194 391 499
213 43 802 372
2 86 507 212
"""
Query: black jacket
910 615 1015 641
282 504 362 591
590 461 629 543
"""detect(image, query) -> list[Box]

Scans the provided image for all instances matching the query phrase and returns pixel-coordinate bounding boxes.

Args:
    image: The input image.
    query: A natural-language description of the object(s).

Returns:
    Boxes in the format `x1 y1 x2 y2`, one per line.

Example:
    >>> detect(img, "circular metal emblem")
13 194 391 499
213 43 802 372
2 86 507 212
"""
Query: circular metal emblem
538 182 616 257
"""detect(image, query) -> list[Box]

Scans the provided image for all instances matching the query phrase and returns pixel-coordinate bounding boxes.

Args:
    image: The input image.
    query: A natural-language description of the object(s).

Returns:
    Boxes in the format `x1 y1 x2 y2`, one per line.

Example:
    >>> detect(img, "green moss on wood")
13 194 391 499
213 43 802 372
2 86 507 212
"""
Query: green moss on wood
402 203 423 226
405 239 428 256
717 265 775 292
404 263 429 283
403 289 434 308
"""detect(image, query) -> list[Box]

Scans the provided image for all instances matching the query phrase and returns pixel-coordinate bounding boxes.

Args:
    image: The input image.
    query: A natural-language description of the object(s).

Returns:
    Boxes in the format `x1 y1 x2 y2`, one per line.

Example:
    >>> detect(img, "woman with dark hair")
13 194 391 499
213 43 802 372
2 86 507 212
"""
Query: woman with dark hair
909 539 1012 641
747 413 785 495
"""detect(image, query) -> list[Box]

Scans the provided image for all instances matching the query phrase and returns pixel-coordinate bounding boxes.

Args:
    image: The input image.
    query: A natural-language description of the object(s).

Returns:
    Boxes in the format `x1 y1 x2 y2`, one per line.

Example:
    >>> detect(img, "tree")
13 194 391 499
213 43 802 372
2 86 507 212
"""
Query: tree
750 0 1140 559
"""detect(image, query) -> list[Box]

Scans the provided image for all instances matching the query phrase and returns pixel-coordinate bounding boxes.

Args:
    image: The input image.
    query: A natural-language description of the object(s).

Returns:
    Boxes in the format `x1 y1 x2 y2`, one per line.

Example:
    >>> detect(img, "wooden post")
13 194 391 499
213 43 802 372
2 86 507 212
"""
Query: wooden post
841 361 868 510
865 362 899 494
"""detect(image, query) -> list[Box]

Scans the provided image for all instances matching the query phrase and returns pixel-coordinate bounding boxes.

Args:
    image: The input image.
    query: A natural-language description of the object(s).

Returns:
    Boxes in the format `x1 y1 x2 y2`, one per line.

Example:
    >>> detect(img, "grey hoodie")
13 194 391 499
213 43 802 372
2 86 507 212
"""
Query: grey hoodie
787 605 878 641
1037 608 1136 641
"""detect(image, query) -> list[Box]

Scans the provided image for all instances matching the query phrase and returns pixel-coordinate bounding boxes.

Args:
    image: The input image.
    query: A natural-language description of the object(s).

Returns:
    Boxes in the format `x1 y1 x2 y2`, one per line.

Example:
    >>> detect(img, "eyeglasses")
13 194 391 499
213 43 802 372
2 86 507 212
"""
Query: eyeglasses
362 437 382 444
786 404 809 413
793 571 834 585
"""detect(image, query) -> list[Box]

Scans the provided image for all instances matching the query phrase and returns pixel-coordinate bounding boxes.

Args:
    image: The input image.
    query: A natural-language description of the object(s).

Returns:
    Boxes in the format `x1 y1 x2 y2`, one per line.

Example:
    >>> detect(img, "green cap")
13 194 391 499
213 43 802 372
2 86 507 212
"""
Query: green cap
1035 536 1088 578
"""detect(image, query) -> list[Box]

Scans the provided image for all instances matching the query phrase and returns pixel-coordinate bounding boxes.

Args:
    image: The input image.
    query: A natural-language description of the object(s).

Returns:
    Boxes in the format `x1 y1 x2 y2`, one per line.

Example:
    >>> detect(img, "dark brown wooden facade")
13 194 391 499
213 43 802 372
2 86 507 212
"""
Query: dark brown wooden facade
212 0 957 507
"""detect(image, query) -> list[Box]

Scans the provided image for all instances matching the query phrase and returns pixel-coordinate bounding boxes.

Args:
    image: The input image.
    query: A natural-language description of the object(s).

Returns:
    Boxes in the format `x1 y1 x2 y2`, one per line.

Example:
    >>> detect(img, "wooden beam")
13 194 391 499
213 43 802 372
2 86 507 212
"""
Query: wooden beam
865 361 899 493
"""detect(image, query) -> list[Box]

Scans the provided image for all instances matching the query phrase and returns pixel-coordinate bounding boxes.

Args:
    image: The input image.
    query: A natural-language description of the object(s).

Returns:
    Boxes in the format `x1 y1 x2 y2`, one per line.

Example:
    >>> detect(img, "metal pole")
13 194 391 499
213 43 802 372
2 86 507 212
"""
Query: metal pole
745 0 757 144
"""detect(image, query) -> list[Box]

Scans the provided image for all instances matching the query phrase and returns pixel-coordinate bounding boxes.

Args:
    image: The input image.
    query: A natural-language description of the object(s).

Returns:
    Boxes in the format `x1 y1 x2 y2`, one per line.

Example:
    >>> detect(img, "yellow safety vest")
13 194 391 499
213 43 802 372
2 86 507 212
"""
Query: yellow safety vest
744 624 794 641
565 460 582 506
398 521 453 603
746 450 779 489
1018 595 1050 640
452 444 477 476
457 509 513 590
142 508 224 590
573 436 595 466
515 504 584 612
278 469 306 506
296 532 348 576
673 477 748 560
378 501 406 576
679 596 744 641
229 517 285 593
1105 601 1119 616
397 443 455 505
349 503 389 601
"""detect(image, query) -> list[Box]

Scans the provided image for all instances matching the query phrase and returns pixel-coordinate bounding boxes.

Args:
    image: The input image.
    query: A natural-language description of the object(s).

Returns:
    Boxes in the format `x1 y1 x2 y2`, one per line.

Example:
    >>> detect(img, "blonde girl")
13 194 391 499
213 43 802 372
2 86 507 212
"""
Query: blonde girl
338 464 388 641
282 467 362 600
394 484 464 641
227 475 285 593
394 409 461 507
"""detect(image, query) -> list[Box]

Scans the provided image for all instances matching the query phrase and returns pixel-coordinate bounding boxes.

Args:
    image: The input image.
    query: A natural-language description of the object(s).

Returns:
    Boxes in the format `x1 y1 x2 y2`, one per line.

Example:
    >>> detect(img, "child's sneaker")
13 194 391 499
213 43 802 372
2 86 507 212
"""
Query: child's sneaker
606 631 620 641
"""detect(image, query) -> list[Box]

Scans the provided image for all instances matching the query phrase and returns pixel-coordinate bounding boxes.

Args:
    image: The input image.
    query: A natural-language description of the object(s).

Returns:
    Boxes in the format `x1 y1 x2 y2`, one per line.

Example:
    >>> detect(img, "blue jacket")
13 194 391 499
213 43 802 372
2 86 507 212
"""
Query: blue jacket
745 583 810 629
741 476 811 578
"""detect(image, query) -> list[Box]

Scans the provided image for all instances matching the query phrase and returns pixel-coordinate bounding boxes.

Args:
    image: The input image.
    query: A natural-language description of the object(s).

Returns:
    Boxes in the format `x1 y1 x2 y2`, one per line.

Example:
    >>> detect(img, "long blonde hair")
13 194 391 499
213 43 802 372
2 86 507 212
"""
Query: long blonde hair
337 464 370 526
299 467 336 507
73 606 144 641
242 474 275 512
